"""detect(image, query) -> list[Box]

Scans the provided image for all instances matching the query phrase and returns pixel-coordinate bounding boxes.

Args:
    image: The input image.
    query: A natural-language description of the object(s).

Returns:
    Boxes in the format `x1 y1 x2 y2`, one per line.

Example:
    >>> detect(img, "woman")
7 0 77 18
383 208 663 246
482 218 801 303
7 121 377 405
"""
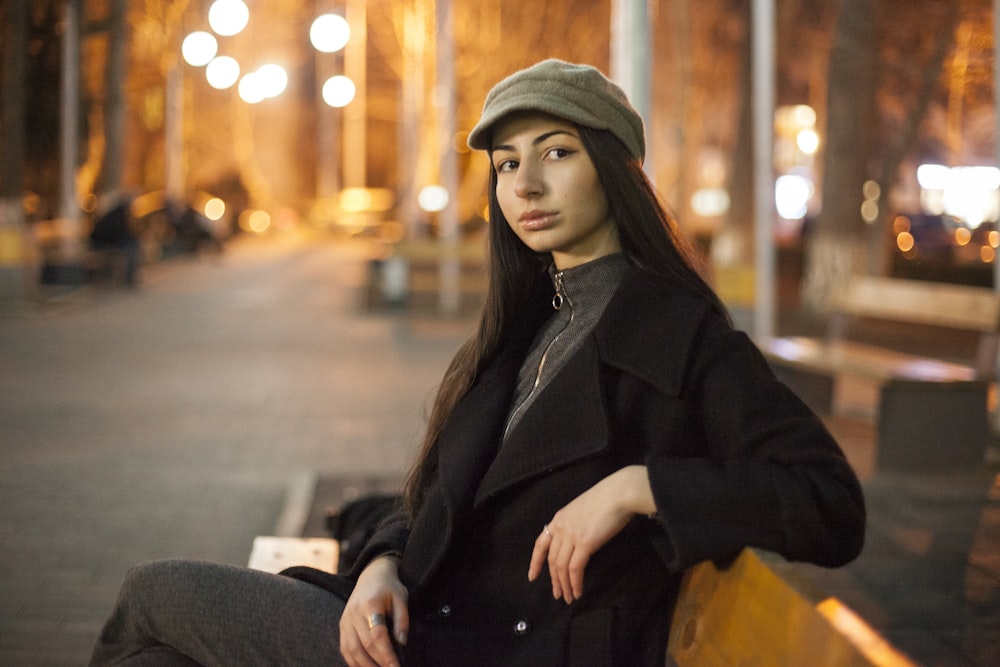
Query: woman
91 59 864 667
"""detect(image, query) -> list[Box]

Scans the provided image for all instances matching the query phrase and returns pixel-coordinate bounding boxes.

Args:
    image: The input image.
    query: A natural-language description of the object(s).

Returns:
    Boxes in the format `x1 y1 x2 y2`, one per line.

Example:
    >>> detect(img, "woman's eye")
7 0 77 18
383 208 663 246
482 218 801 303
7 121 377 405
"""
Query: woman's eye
546 147 571 160
495 159 518 173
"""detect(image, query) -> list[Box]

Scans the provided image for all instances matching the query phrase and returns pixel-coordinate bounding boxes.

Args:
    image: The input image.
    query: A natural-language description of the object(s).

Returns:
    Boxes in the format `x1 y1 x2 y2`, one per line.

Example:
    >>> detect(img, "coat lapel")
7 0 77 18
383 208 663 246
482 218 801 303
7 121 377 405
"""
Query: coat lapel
435 347 520 512
474 341 610 507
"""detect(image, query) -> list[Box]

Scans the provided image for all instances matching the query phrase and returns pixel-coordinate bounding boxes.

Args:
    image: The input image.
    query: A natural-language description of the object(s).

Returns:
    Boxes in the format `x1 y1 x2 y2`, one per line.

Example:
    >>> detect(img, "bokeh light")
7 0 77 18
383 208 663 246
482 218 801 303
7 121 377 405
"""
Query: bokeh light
209 0 249 37
206 56 240 89
181 31 218 67
322 75 356 107
418 185 449 213
310 14 350 53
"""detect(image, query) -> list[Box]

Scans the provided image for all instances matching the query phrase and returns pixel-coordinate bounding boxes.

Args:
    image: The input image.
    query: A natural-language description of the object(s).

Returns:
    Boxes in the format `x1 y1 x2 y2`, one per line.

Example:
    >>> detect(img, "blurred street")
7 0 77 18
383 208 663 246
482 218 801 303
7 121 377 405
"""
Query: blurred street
0 230 473 664
1 229 998 666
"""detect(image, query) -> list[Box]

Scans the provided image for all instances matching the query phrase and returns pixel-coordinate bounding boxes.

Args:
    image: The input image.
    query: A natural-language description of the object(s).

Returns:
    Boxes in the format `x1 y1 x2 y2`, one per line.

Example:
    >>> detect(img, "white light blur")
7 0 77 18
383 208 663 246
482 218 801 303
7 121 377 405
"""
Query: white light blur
322 75 356 107
418 185 449 213
181 31 218 67
791 104 817 128
204 198 226 221
690 188 731 217
256 64 288 98
209 0 249 37
916 164 950 190
206 56 240 89
796 129 820 155
775 174 814 220
311 14 350 53
238 72 266 104
918 164 1000 228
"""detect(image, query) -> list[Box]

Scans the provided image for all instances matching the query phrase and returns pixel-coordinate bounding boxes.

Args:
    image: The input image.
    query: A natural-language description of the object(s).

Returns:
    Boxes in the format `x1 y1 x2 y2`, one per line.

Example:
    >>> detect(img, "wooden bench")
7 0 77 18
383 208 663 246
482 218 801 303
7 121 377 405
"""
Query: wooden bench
668 548 916 666
758 276 1000 471
248 538 912 666
33 218 136 286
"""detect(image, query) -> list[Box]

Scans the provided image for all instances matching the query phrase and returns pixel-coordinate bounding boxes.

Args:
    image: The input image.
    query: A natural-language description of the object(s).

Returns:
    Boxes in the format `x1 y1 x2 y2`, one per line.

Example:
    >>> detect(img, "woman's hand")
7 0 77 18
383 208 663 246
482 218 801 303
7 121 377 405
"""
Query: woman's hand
528 465 656 604
339 555 410 667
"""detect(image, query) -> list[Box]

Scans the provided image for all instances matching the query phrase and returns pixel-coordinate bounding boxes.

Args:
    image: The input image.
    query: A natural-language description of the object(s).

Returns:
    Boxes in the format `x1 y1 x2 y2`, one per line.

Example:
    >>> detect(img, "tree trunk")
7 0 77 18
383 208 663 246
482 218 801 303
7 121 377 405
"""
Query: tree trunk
870 3 960 277
95 0 127 199
710 0 754 309
801 0 875 313
0 0 30 299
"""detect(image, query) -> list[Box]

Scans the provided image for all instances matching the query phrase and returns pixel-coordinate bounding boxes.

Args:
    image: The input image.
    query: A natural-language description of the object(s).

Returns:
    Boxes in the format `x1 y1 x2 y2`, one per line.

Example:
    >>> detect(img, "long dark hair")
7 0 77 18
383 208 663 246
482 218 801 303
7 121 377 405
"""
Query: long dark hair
401 124 729 517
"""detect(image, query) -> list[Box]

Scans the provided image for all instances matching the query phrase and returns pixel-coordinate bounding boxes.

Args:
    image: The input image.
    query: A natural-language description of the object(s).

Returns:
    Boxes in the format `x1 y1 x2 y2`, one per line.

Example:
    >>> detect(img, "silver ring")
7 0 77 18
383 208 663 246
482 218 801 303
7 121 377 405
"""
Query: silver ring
543 524 552 536
367 612 386 629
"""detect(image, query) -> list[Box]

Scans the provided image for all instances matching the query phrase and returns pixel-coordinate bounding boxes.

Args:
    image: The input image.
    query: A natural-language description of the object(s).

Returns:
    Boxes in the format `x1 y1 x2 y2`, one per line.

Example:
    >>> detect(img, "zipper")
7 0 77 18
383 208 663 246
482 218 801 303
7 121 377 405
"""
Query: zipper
552 272 565 310
503 271 572 441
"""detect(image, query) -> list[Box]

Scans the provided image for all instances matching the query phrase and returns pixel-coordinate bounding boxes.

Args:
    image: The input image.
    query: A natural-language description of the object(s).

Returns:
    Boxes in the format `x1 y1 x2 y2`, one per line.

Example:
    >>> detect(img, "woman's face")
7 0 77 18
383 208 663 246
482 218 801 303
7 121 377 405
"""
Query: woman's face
491 113 619 269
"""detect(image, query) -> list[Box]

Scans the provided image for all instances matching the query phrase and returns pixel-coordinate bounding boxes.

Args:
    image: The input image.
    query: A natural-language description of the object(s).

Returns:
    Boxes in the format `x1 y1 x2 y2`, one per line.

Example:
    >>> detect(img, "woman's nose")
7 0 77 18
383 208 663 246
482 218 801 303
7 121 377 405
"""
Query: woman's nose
513 161 543 198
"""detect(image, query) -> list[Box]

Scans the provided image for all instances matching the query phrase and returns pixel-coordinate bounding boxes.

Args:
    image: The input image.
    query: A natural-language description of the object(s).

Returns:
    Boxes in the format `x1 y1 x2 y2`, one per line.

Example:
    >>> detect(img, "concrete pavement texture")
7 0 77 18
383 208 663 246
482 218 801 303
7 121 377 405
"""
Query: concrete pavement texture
0 231 474 665
2 229 999 665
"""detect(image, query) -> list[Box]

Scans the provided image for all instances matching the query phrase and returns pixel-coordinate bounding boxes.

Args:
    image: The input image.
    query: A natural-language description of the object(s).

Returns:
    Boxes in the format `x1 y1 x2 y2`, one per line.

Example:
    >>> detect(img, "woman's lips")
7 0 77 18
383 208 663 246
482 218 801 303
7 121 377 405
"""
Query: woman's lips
519 210 556 230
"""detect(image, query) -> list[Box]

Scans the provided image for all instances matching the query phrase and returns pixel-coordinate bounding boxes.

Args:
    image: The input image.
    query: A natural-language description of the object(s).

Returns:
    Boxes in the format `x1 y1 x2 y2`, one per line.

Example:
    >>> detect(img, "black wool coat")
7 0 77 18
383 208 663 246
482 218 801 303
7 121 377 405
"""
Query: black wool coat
287 267 866 666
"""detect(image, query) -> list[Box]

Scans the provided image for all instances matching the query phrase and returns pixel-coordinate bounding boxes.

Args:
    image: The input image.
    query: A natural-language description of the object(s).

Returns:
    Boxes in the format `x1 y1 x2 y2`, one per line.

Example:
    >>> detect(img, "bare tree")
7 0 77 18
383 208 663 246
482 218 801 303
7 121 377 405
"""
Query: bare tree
0 0 28 224
800 0 876 313
92 0 128 201
0 0 29 299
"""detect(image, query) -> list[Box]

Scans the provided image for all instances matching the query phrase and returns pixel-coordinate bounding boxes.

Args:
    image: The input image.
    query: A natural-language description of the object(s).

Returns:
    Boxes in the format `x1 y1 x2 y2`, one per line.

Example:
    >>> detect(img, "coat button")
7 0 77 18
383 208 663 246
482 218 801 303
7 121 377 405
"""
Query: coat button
513 619 531 636
438 604 451 618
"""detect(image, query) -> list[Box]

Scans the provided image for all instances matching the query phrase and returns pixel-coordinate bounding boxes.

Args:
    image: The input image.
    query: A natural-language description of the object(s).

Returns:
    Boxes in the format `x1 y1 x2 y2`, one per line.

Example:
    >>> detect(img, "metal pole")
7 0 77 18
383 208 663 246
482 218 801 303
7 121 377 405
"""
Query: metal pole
436 0 460 316
610 0 652 170
993 0 1000 431
752 0 776 340
994 0 1000 293
59 0 82 259
164 64 184 204
344 0 366 188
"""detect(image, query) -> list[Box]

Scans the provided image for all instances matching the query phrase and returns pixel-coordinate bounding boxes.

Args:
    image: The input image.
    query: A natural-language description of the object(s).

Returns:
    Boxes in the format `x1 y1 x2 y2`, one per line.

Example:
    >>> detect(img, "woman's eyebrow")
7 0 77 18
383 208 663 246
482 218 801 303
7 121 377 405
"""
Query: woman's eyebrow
492 129 578 154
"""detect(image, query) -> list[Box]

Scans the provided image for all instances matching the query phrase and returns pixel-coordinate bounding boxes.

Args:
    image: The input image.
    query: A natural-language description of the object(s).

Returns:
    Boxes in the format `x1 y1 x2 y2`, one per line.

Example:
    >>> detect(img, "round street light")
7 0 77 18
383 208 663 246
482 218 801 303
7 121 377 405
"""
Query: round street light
238 72 266 104
310 14 350 53
206 56 240 89
181 31 218 66
256 64 288 98
209 0 250 37
418 185 449 213
322 75 355 108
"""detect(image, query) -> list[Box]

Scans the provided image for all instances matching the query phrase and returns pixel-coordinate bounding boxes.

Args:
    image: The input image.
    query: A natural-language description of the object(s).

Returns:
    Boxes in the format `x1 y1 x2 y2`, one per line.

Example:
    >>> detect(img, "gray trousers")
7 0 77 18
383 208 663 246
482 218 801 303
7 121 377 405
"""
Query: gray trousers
90 560 349 666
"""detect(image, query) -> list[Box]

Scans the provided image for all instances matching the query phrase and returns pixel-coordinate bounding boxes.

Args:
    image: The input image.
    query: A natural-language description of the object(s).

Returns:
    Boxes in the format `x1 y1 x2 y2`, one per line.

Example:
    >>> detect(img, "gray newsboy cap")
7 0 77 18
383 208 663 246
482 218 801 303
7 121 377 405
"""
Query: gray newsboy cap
467 59 645 163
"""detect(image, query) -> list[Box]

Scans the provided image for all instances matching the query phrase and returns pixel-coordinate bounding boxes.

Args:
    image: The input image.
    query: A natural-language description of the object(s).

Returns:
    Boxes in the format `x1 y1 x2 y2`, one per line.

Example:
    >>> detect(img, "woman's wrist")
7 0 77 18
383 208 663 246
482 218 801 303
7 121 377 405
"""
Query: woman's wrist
618 465 657 517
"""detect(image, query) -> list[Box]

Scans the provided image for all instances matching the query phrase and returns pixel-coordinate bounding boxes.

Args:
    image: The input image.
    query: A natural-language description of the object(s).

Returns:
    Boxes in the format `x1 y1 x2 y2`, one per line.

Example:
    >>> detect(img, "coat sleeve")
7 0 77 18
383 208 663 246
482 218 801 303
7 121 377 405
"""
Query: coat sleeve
279 511 410 598
646 313 866 571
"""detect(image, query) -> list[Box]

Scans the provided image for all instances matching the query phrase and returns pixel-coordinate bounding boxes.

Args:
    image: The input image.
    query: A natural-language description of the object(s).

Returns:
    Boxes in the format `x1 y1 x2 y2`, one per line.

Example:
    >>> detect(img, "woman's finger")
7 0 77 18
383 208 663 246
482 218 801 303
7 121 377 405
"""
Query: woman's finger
528 524 553 581
548 529 575 603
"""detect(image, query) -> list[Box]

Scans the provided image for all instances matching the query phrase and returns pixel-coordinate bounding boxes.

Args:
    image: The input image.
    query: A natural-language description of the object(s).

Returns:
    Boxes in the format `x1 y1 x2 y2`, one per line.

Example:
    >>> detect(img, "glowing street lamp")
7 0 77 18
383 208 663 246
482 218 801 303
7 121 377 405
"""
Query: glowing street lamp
322 75 356 108
238 72 266 104
208 0 249 37
418 185 449 213
310 14 350 53
206 55 240 89
181 31 218 67
256 64 288 98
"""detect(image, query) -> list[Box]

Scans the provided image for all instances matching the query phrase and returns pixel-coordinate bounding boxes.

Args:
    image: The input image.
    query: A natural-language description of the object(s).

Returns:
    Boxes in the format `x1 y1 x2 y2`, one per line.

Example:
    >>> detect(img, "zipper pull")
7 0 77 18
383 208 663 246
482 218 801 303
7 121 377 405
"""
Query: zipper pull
552 272 565 310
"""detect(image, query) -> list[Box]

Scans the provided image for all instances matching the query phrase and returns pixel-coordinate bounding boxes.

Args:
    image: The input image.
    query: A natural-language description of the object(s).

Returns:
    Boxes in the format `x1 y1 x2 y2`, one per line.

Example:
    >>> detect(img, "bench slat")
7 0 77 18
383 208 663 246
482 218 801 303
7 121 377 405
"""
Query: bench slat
839 276 1000 333
760 336 979 383
667 549 917 666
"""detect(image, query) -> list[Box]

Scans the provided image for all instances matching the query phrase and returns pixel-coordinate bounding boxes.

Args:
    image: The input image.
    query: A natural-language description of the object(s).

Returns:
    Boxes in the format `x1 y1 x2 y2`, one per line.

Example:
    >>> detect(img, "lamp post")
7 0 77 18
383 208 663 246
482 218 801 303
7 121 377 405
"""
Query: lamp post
342 0 366 189
311 11 351 201
59 0 82 268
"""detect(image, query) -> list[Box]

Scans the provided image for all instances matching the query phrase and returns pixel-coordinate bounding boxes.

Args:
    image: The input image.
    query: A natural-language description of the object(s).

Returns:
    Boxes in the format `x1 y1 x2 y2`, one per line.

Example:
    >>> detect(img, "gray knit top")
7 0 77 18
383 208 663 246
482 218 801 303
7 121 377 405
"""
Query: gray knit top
503 253 630 441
